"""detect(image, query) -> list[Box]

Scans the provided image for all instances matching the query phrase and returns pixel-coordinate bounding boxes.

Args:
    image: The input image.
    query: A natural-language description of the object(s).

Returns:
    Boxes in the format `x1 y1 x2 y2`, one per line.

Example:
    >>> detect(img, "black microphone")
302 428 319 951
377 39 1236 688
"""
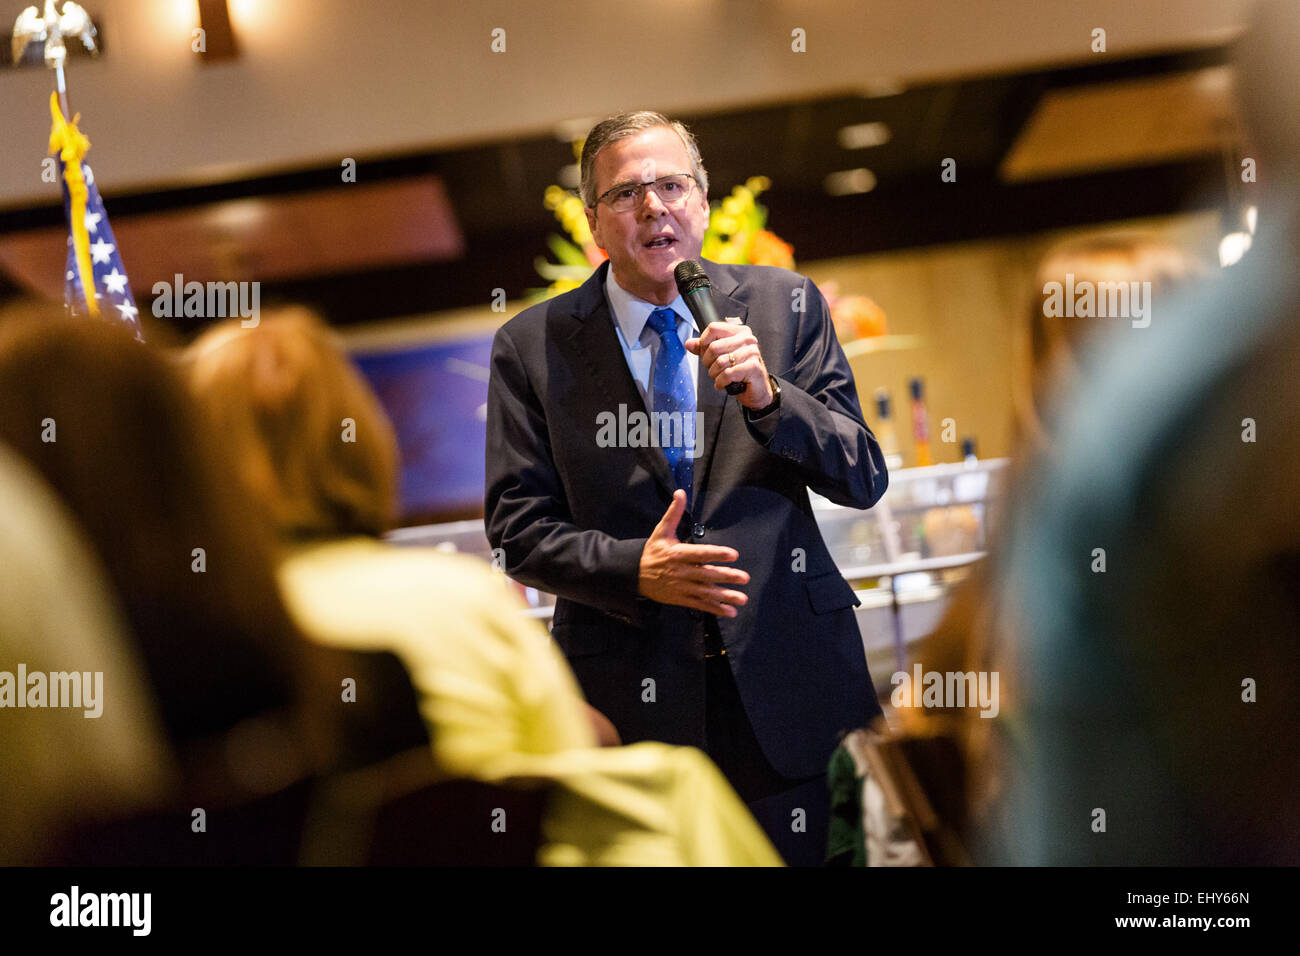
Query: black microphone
674 259 747 395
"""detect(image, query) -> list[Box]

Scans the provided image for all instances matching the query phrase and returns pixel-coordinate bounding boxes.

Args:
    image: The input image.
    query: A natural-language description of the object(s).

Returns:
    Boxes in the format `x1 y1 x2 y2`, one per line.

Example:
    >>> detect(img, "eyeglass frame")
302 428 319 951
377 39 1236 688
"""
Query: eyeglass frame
591 173 701 212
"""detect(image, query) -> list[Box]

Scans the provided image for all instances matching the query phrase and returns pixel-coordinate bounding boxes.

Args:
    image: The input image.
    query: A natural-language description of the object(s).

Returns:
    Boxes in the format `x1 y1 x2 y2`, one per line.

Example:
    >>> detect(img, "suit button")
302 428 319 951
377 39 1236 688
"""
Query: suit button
692 523 705 539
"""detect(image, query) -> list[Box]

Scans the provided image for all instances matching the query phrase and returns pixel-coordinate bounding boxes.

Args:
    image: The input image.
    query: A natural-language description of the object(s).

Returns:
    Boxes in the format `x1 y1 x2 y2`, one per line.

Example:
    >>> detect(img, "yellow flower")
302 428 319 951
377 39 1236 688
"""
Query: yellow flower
548 277 584 296
713 239 747 264
571 218 594 246
544 190 595 246
711 214 740 237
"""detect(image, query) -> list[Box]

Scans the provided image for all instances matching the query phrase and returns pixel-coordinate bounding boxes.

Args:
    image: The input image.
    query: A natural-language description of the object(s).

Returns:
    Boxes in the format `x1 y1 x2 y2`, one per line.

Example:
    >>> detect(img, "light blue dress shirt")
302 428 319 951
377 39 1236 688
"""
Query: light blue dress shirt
603 269 700 408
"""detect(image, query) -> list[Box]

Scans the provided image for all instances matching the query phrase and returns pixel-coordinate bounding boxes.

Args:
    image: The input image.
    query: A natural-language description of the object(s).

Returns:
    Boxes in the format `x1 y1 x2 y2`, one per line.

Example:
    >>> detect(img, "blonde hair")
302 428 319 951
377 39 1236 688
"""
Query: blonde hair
185 306 399 539
1012 232 1204 454
903 232 1207 841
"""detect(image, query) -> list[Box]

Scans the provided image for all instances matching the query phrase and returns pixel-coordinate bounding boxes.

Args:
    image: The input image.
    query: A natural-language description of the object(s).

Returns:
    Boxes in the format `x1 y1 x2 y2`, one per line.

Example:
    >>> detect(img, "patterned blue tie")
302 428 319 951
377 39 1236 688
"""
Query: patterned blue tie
646 307 695 506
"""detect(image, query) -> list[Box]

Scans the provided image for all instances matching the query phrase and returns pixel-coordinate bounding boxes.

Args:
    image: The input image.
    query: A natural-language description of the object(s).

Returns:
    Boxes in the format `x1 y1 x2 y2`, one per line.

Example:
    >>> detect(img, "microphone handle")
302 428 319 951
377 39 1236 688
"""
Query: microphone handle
683 287 747 395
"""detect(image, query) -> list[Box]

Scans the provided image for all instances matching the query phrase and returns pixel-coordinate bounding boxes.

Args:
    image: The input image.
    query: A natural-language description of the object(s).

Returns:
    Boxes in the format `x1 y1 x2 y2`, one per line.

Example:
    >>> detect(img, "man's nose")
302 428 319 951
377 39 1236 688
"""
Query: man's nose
638 188 669 217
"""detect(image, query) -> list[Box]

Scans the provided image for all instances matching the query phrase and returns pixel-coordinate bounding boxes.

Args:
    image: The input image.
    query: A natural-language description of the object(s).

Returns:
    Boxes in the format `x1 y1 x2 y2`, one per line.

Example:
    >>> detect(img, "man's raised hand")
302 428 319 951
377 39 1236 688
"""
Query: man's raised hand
685 321 773 410
637 489 749 617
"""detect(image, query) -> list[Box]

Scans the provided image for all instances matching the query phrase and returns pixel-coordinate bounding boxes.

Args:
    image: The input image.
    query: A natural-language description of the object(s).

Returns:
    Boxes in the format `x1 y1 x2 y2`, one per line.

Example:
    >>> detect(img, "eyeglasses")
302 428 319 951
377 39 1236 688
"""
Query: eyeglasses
593 173 698 213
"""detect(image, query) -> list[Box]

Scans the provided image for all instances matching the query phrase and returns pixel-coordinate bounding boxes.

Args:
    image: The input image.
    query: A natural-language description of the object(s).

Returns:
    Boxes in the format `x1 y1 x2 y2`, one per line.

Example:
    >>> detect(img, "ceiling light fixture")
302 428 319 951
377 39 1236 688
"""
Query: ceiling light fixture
837 122 892 150
196 0 238 61
824 168 877 196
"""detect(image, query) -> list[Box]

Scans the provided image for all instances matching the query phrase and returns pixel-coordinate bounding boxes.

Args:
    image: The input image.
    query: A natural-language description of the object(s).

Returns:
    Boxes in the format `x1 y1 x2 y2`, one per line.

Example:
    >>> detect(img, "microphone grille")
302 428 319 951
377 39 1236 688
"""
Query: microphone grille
673 259 711 294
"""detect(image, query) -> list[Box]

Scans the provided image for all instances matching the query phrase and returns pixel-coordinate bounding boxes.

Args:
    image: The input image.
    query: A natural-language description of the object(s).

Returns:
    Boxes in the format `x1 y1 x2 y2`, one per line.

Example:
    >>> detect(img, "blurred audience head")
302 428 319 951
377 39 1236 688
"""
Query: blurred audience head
980 0 1300 864
185 305 399 540
0 304 304 760
0 440 173 863
905 232 1210 849
1014 232 1205 454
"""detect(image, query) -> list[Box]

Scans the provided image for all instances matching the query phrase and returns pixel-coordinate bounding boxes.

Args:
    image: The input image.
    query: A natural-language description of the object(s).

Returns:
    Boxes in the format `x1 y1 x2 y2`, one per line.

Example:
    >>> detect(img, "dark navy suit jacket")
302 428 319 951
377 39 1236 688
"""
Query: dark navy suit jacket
484 258 887 779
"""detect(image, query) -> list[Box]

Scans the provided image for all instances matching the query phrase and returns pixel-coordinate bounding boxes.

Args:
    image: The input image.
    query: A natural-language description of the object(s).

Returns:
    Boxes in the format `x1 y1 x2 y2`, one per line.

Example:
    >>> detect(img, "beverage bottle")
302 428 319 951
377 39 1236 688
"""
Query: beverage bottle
910 377 932 467
874 388 904 471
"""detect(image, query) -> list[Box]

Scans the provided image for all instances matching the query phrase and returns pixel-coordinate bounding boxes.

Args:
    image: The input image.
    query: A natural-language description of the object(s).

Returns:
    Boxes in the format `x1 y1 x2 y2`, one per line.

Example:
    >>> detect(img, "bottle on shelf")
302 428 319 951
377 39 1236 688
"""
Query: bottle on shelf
909 377 932 467
960 436 986 550
873 388 905 472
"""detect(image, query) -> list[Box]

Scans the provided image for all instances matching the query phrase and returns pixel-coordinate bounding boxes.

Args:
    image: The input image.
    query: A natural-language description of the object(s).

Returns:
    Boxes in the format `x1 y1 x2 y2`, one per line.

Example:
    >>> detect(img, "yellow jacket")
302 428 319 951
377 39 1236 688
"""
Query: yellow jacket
277 536 781 866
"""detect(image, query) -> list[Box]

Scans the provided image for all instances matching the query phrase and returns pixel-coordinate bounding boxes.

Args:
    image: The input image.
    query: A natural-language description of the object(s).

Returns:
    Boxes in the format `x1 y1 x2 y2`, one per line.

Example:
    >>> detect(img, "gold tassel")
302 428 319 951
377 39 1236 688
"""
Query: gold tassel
48 92 99 317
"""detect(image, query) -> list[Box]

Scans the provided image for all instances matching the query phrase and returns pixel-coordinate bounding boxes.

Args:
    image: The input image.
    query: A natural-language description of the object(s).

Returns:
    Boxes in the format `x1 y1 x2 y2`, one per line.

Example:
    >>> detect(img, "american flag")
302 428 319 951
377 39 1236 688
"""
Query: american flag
58 160 143 341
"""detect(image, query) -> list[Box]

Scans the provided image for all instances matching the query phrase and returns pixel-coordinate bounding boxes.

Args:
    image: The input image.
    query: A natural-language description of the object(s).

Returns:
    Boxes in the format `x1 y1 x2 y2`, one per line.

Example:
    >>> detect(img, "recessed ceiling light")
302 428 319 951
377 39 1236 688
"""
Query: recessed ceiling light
860 78 906 98
824 168 877 196
838 122 892 150
207 199 265 231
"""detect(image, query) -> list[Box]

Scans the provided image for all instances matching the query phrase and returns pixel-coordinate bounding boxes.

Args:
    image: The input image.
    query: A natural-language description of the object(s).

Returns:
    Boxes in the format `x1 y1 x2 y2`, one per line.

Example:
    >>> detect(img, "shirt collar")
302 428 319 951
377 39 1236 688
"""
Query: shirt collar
604 268 697 347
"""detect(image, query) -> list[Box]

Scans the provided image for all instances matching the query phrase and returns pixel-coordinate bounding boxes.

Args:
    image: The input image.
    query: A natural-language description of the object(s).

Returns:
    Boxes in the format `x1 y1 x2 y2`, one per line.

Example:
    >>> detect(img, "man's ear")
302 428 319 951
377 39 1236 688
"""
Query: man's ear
585 206 605 251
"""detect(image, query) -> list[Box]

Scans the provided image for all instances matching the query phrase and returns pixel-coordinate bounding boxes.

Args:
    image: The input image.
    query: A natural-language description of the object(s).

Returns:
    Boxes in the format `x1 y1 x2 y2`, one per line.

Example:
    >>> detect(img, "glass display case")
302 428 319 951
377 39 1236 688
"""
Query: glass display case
811 457 1008 689
386 458 1009 691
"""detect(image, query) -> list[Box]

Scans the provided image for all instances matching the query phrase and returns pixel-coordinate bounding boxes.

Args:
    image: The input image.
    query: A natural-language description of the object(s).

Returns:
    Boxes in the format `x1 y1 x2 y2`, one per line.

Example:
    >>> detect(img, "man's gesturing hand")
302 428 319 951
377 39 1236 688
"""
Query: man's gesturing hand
638 490 749 617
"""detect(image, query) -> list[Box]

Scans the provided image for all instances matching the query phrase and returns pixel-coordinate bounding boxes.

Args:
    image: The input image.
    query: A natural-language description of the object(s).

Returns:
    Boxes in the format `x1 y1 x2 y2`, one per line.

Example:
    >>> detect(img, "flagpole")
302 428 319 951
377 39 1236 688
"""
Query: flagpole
55 59 70 120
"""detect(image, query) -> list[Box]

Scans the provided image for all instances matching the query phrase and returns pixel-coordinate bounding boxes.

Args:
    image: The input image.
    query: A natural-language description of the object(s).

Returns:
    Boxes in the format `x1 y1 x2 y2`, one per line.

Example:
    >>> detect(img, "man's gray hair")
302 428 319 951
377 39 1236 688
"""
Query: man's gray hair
579 111 709 208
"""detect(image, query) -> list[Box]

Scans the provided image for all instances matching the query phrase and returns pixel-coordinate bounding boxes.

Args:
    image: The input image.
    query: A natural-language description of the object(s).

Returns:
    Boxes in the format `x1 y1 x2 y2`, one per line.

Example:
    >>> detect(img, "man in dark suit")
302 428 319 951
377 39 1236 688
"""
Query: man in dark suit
485 111 887 864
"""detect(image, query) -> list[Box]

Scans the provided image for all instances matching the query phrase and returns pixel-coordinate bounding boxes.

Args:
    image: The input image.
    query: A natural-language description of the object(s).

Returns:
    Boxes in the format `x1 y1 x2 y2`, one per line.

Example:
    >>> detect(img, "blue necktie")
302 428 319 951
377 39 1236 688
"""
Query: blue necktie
646 307 695 506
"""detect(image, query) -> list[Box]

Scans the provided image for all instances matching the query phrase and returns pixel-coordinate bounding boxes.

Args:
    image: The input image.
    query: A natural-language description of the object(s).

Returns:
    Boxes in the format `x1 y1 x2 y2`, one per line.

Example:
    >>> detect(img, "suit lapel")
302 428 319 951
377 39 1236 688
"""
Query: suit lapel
563 263 677 500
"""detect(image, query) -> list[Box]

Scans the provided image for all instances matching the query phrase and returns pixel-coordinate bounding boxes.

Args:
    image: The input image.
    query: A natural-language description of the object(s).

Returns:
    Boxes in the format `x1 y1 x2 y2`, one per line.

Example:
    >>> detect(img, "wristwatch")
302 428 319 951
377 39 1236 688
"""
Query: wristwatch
746 374 781 420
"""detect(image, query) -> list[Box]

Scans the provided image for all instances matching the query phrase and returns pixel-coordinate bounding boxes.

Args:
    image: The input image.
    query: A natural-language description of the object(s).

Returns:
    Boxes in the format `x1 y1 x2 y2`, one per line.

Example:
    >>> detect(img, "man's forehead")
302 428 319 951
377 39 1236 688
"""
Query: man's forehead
595 127 689 184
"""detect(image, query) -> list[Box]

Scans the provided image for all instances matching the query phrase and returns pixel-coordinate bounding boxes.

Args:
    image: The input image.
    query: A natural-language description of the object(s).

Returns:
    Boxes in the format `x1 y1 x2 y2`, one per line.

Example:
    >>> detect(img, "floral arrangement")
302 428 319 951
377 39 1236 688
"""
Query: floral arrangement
534 168 886 342
699 176 794 269
535 184 608 296
819 280 890 341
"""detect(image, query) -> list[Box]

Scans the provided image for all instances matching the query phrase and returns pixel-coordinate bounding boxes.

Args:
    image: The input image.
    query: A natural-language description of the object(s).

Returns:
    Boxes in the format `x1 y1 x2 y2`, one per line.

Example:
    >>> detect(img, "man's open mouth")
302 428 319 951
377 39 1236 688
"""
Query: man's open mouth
644 236 675 249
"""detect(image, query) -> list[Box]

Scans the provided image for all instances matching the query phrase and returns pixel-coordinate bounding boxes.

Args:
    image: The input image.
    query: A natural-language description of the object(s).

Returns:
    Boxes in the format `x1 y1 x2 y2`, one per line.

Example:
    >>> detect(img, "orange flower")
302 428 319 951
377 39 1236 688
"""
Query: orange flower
748 230 795 269
832 295 888 338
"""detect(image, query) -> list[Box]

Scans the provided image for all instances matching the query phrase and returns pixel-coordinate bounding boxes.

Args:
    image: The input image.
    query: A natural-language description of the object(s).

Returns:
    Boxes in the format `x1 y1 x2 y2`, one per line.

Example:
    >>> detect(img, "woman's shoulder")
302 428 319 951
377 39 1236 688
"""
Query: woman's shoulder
280 536 519 609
